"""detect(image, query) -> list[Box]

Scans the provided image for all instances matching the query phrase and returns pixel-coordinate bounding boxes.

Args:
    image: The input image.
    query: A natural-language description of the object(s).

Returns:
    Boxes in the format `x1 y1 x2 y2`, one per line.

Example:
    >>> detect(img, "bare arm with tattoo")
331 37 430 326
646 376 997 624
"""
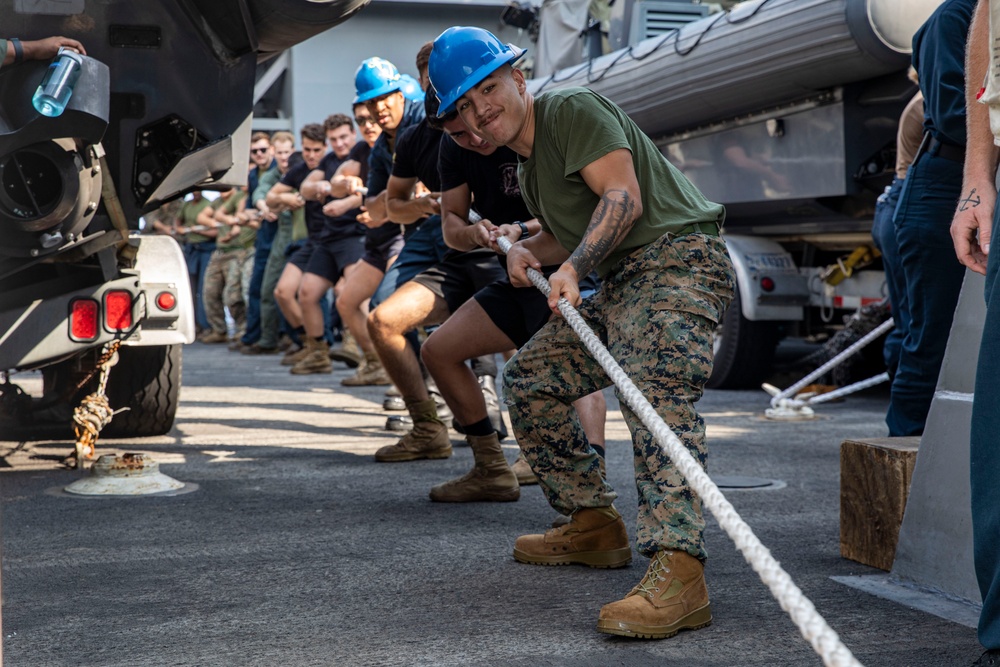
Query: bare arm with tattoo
547 148 642 310
952 0 999 275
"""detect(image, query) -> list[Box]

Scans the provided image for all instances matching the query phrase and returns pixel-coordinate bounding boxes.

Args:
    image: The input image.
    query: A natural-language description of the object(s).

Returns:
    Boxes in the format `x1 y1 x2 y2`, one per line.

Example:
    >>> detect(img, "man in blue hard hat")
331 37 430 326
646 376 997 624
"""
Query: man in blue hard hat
316 55 426 384
429 25 735 640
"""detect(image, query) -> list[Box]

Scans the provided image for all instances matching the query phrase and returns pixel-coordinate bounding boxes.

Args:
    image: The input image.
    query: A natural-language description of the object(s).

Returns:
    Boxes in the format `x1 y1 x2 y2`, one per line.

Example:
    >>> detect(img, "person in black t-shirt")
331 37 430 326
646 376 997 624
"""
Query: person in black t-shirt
268 119 367 374
308 102 398 386
419 113 607 504
325 49 431 387
365 113 511 472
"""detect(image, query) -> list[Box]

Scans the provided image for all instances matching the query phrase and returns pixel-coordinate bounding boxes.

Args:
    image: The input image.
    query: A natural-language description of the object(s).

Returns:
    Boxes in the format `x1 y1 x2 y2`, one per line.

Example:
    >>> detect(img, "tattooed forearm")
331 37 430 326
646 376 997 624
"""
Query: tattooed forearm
567 189 638 278
959 188 981 212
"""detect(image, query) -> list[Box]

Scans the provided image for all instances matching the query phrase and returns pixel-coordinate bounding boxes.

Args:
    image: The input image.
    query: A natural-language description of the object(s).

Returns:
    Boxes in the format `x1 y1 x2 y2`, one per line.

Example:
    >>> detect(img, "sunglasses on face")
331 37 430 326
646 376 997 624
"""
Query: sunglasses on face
250 147 269 154
355 117 377 126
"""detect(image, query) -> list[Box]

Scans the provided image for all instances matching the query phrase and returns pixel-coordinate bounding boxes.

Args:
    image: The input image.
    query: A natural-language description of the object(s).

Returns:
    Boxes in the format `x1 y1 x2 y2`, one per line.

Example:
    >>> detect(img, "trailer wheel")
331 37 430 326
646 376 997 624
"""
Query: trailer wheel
707 291 781 389
102 345 182 438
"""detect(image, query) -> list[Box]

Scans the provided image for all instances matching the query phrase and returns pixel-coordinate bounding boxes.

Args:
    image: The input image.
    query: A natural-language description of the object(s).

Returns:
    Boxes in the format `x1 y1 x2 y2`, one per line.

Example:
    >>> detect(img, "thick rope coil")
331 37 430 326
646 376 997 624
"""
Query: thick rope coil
497 237 862 667
72 341 122 465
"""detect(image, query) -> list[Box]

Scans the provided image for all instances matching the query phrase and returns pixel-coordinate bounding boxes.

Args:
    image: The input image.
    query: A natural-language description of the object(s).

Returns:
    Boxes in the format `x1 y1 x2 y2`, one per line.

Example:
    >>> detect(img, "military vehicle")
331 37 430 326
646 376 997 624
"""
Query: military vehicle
0 0 368 443
527 0 945 387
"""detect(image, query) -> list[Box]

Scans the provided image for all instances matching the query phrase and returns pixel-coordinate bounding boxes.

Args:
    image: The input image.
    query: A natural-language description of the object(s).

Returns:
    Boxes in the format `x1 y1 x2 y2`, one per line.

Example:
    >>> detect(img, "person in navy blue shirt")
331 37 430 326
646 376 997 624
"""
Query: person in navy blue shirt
950 2 1000 664
884 0 976 437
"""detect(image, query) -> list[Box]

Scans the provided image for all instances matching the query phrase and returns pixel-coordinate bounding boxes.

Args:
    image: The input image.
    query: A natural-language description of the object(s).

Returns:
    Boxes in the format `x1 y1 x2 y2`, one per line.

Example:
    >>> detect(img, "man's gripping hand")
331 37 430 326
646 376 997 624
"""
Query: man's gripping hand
547 263 581 312
951 182 996 275
507 243 543 289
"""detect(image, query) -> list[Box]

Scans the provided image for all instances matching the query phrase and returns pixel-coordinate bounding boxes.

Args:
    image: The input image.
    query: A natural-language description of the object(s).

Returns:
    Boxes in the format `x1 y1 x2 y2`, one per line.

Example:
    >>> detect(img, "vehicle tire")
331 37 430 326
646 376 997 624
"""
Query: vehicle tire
707 290 781 390
102 345 182 438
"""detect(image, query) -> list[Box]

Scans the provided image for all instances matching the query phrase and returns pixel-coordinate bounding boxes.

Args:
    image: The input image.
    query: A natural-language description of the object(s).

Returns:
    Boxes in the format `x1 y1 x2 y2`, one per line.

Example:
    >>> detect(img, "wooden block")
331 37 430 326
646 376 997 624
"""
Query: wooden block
840 437 920 571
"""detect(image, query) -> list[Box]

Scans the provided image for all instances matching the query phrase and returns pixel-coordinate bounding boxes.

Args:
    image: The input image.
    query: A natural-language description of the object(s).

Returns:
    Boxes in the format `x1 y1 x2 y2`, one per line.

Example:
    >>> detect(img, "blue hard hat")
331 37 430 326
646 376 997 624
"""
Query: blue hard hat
429 26 526 116
353 57 403 104
399 74 425 102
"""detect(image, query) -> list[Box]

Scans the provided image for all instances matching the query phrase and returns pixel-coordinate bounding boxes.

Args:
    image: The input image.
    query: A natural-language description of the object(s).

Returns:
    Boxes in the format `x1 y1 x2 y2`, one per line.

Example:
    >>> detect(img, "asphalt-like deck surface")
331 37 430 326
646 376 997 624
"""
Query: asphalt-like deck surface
0 342 983 666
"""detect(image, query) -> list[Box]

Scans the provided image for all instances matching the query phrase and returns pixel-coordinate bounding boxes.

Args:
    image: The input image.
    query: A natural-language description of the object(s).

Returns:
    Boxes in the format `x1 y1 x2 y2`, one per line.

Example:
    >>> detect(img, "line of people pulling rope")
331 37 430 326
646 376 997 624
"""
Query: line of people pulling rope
150 26 734 644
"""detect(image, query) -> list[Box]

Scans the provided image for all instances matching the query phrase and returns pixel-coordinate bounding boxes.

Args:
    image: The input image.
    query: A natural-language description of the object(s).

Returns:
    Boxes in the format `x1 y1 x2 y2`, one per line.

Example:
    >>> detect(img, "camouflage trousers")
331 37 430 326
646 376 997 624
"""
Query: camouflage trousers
503 232 735 560
203 248 253 338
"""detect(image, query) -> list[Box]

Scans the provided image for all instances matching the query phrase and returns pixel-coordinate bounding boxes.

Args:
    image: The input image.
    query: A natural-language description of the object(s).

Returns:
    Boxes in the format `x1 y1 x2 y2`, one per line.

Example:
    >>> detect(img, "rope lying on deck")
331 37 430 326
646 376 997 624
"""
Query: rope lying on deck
497 236 862 667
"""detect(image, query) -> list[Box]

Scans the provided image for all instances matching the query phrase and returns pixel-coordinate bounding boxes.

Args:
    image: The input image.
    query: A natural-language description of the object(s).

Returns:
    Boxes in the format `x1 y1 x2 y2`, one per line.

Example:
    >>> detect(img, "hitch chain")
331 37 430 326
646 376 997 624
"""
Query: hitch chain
72 341 123 467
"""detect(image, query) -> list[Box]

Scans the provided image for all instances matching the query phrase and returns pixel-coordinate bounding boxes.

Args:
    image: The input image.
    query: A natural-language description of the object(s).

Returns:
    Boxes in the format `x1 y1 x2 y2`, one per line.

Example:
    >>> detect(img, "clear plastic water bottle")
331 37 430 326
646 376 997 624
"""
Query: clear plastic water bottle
32 48 83 117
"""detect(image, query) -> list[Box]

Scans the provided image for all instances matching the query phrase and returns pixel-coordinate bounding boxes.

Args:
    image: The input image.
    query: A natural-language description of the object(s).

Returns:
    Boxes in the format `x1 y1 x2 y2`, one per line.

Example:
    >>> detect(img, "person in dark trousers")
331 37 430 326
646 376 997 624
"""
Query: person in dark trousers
950 2 1000 664
238 132 277 352
885 0 976 436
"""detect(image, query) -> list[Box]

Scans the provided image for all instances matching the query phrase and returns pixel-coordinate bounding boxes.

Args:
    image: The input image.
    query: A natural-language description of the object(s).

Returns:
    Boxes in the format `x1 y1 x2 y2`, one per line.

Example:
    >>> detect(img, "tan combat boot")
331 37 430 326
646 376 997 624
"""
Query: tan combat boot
290 339 332 375
510 452 538 486
374 398 452 462
513 506 631 568
329 330 362 368
341 353 391 386
429 432 520 502
596 550 712 639
281 338 313 366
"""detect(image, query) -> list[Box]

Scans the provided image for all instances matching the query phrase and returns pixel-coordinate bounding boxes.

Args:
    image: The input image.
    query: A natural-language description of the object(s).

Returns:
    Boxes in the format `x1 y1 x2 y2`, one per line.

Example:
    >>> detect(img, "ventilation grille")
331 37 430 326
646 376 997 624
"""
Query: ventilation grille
631 2 711 44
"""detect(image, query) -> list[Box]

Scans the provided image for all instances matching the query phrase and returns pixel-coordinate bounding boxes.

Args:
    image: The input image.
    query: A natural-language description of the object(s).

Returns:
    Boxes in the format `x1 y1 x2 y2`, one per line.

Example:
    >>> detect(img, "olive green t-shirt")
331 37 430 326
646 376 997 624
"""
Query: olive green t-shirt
253 167 307 241
517 88 725 277
215 190 256 251
179 197 213 244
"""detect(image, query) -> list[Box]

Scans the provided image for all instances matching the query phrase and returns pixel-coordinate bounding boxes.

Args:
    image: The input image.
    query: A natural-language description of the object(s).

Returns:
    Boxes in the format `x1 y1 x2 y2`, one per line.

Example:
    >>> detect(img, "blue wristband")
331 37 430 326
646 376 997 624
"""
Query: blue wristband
10 38 23 65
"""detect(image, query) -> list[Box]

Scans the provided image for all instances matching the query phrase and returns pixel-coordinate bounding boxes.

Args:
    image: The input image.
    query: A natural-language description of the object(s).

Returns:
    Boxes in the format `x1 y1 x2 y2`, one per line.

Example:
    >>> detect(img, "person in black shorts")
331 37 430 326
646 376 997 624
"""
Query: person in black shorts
324 51 429 386
366 112 512 470
269 119 368 374
416 114 607 503
320 103 393 383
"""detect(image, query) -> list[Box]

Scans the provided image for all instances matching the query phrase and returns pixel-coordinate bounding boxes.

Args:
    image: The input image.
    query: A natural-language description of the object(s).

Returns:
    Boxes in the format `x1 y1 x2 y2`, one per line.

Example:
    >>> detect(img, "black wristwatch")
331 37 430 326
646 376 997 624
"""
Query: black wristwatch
516 221 530 240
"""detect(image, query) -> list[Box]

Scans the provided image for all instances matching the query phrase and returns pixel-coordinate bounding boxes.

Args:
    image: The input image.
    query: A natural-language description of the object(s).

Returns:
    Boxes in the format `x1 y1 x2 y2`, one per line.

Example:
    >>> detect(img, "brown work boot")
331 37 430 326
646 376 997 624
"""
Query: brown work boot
513 506 631 568
510 452 538 486
341 353 391 386
374 398 452 462
241 343 279 355
596 550 712 639
281 339 311 366
329 330 363 368
429 432 520 502
199 330 228 344
290 340 332 374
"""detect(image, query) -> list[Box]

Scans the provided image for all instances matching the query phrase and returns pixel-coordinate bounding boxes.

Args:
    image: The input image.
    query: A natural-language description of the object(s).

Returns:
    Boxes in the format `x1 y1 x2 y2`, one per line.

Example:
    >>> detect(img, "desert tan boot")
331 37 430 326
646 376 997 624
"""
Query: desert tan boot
513 506 631 568
281 338 314 366
510 452 538 486
596 550 712 639
290 340 332 375
429 432 520 502
374 398 453 462
341 353 391 386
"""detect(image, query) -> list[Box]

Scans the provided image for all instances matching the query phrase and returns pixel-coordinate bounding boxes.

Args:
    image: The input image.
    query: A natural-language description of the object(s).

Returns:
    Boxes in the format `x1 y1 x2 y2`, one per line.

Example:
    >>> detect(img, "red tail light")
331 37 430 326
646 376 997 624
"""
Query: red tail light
104 290 133 331
156 291 176 311
70 299 99 340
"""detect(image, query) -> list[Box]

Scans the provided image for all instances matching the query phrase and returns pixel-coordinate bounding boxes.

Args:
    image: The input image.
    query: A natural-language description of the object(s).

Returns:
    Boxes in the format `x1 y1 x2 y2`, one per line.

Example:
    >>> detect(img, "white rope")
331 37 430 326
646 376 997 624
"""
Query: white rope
497 237 862 667
770 318 895 408
805 372 890 406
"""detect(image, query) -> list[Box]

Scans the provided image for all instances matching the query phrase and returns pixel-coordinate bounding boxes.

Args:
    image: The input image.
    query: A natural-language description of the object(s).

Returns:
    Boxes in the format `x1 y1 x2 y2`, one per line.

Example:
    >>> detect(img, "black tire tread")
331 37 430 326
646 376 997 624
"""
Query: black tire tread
707 291 781 390
102 345 182 438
